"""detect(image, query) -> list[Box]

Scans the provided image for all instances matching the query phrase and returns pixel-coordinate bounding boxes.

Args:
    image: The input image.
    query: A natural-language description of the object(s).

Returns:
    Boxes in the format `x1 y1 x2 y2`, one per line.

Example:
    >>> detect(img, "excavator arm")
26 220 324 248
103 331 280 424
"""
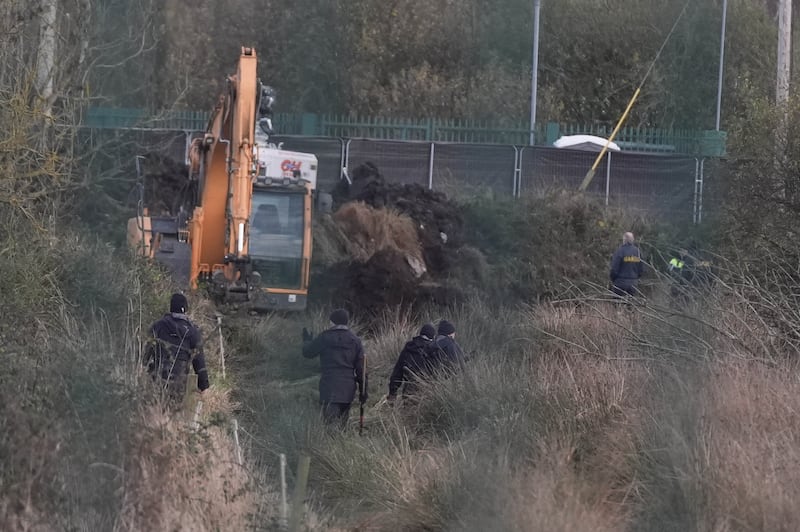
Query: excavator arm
188 47 258 288
130 46 317 311
184 47 317 309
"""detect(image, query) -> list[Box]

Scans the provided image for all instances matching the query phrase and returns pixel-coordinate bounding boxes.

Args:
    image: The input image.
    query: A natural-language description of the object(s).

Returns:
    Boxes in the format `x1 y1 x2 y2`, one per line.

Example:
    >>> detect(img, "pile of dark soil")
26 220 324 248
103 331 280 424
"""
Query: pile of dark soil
313 162 474 314
346 248 420 311
140 154 194 216
333 162 464 275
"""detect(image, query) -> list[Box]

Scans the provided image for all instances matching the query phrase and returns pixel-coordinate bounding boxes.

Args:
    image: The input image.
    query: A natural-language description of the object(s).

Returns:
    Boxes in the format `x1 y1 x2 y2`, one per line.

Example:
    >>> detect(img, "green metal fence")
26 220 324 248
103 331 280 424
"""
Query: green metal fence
83 107 208 130
82 107 726 156
297 114 538 145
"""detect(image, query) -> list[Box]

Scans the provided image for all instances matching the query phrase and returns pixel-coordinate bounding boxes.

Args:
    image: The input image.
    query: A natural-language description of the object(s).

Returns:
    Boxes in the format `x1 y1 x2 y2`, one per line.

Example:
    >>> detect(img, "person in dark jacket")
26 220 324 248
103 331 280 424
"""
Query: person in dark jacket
145 293 209 404
387 323 436 402
428 320 467 372
609 232 644 297
667 248 693 300
302 309 367 429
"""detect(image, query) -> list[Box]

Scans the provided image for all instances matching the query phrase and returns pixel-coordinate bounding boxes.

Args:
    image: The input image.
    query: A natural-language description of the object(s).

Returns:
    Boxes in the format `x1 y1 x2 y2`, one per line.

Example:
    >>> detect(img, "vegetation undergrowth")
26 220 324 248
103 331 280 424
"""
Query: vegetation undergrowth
0 207 280 530
229 214 800 530
457 190 690 302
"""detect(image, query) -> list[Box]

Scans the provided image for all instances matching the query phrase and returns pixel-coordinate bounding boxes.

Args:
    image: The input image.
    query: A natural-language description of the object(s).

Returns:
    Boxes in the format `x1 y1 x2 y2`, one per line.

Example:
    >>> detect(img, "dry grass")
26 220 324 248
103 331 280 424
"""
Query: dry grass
526 301 642 360
0 217 286 531
312 213 353 267
495 446 630 532
698 361 800 531
225 299 652 530
233 273 800 530
117 397 255 531
333 201 424 270
215 233 800 531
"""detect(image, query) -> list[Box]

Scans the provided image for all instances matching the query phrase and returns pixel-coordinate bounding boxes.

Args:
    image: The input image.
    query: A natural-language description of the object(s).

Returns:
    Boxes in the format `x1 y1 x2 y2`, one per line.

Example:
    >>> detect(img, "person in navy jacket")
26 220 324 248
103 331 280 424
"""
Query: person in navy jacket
609 232 643 297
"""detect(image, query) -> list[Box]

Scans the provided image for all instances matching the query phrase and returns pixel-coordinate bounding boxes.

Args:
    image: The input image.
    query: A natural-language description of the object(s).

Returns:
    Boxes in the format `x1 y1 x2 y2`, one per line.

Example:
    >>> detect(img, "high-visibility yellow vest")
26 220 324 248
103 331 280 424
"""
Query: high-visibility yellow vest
669 258 684 270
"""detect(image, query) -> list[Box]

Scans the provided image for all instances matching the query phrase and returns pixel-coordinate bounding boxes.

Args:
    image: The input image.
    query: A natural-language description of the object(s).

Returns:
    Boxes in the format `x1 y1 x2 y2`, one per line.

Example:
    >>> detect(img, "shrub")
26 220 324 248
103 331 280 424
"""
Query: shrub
460 191 669 300
0 207 269 530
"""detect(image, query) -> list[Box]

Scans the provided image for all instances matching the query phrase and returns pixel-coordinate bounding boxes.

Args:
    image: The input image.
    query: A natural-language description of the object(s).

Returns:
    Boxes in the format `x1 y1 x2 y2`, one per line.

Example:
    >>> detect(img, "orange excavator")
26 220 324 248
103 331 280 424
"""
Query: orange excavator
128 47 317 311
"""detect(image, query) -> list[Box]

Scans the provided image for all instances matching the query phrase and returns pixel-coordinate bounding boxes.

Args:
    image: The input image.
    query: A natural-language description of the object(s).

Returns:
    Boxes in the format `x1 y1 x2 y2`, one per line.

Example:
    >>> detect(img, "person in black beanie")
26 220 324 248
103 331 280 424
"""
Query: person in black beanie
387 323 436 402
145 293 210 405
302 308 367 429
427 319 466 372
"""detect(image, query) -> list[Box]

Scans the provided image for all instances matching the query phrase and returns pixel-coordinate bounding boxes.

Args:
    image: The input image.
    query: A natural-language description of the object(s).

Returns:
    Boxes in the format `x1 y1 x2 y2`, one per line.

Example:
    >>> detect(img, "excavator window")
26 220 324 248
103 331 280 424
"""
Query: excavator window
253 204 282 233
249 190 305 288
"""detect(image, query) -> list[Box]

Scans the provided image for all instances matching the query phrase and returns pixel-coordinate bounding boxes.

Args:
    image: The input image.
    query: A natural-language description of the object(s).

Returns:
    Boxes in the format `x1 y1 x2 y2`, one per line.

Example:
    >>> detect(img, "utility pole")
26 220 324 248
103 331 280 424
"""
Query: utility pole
777 0 791 111
529 0 541 146
715 0 727 131
776 0 792 198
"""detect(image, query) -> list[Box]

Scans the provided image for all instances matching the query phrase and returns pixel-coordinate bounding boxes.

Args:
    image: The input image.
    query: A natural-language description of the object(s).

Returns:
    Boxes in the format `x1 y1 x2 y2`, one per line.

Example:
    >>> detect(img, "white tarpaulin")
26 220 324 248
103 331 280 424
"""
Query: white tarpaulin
553 134 621 152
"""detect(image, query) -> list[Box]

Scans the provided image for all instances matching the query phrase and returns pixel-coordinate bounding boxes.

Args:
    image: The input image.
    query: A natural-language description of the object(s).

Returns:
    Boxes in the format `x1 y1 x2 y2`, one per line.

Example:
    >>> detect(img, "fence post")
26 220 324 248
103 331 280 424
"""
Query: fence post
698 158 705 224
191 400 203 431
233 419 243 466
288 455 311 532
280 454 288 528
605 152 612 206
341 139 352 184
183 374 198 417
184 131 193 166
217 315 226 380
693 158 699 224
428 143 435 190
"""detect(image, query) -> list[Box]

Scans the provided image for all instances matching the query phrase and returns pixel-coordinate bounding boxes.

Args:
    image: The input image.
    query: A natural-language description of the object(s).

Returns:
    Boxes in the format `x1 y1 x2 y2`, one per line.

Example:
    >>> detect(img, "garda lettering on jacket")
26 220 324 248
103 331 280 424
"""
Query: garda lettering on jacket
623 255 641 263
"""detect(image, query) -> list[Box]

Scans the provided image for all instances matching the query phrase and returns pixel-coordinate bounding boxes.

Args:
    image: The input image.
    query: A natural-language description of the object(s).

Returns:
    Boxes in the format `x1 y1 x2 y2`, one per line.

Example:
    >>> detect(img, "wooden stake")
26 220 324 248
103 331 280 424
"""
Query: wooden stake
233 419 243 466
280 453 288 527
217 315 226 380
288 455 311 532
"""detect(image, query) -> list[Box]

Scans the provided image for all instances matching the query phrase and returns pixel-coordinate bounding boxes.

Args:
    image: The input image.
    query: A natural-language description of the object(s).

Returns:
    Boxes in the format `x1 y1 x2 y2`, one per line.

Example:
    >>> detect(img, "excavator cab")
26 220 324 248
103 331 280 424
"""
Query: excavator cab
240 145 316 310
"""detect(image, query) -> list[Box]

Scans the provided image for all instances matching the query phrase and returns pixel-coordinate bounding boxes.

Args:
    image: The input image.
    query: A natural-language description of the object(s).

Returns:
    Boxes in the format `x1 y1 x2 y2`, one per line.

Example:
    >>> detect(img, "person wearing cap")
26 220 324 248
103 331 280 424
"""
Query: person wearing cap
427 320 466 371
302 308 367 428
145 293 210 404
387 323 436 403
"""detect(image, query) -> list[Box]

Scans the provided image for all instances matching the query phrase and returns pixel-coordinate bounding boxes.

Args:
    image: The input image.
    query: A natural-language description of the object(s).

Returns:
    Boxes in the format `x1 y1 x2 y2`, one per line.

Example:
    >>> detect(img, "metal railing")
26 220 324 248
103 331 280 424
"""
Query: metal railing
82 107 727 157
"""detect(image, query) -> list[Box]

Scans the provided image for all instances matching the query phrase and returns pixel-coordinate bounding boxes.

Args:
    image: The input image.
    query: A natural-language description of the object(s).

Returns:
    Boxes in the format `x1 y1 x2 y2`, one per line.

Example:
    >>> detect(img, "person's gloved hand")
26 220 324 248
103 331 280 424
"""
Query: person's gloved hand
302 327 313 342
359 390 369 404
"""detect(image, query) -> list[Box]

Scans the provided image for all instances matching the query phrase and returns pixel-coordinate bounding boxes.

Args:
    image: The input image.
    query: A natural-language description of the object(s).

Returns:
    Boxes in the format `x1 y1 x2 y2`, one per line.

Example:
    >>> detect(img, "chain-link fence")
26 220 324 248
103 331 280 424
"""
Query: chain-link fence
83 128 718 224
272 136 714 224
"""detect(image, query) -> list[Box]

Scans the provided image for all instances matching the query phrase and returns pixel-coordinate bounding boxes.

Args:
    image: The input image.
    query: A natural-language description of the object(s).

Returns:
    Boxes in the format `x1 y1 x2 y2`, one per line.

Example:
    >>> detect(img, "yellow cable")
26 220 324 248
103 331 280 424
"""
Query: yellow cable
578 0 691 191
578 87 640 191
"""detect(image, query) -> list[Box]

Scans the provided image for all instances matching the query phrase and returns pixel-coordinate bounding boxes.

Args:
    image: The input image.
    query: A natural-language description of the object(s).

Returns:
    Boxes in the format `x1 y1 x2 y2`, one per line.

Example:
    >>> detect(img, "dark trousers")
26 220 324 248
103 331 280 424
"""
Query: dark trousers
147 372 187 410
612 281 638 297
321 402 351 429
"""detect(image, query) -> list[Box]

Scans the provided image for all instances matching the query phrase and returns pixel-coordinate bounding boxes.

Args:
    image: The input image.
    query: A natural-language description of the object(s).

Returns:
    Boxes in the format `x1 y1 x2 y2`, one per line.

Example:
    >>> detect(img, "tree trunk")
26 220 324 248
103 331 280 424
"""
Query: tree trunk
36 0 58 118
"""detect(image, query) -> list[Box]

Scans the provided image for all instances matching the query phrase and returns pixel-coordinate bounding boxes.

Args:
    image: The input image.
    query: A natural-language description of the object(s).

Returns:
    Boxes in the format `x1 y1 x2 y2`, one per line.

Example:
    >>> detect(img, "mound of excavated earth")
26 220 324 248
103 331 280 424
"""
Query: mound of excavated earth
311 163 477 314
333 162 464 274
138 154 195 216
